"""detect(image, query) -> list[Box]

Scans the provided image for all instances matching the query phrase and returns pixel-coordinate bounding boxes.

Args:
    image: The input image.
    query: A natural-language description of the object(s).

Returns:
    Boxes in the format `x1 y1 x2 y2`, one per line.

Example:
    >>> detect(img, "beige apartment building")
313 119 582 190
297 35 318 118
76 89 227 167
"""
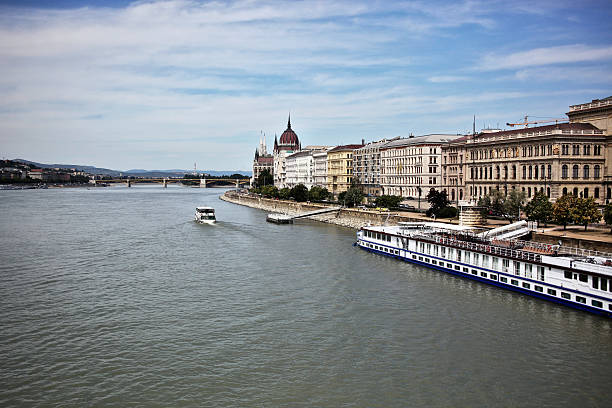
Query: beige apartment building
327 144 364 197
353 139 392 199
380 134 463 198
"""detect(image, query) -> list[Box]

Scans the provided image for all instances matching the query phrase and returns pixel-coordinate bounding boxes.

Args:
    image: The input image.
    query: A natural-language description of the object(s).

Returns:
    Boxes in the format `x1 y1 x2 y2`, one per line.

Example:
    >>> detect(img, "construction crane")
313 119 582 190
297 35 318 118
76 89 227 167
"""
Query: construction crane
506 115 567 128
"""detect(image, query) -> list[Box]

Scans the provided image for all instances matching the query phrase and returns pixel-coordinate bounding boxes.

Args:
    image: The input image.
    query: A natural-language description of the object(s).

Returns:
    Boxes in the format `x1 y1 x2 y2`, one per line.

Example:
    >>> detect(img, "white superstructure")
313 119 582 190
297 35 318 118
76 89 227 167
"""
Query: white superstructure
195 207 216 224
356 222 612 317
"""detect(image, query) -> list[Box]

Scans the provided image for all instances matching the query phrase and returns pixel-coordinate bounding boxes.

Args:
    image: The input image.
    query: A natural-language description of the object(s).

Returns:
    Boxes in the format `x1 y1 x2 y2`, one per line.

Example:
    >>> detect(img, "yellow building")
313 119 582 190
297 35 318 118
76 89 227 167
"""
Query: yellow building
326 144 363 197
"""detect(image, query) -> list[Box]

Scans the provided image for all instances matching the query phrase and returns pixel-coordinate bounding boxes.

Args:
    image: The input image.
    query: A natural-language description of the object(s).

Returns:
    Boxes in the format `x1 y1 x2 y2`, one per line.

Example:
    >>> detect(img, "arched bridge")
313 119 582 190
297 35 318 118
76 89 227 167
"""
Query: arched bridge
93 178 251 188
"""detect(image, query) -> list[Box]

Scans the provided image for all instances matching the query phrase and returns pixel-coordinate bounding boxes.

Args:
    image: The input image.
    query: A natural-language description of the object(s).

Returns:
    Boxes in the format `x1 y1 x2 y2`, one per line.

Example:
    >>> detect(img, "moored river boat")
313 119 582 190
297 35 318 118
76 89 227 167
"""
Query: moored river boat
356 222 612 318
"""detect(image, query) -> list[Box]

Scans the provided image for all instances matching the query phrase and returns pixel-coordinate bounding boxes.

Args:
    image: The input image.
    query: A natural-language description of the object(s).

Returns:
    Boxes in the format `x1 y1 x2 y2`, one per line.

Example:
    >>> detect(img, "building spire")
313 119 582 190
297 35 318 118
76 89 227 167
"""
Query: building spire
287 112 291 129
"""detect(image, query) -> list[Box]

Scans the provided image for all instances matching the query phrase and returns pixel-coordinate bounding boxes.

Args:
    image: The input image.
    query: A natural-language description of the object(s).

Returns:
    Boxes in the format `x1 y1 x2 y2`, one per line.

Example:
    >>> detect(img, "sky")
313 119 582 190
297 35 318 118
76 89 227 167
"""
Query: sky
1 0 611 171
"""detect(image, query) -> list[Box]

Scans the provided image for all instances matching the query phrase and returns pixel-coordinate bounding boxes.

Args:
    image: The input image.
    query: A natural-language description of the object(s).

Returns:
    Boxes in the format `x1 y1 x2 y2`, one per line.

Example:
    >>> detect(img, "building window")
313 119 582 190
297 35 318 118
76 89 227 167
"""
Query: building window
584 165 590 179
594 145 602 155
584 188 589 198
540 165 545 179
512 165 516 179
562 187 568 196
595 187 600 199
562 165 568 179
529 166 532 179
584 145 591 155
572 145 580 155
522 166 526 179
594 165 600 178
572 165 579 179
562 144 569 155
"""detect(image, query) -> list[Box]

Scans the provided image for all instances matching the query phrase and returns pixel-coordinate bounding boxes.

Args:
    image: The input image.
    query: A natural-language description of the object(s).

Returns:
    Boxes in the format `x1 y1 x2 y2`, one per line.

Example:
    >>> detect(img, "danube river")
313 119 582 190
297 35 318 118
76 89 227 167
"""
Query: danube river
1 185 611 407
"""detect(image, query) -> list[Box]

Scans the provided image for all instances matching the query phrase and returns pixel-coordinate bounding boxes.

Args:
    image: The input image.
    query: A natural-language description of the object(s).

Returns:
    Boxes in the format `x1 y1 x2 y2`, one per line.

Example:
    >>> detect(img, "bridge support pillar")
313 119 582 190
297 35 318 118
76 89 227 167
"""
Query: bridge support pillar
163 178 167 188
127 179 131 188
235 179 239 189
200 178 206 188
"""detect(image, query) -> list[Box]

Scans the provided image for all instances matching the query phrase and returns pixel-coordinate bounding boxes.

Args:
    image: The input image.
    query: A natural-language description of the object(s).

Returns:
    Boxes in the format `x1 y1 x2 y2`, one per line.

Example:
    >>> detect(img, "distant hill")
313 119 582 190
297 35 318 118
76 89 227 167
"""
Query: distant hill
14 159 251 177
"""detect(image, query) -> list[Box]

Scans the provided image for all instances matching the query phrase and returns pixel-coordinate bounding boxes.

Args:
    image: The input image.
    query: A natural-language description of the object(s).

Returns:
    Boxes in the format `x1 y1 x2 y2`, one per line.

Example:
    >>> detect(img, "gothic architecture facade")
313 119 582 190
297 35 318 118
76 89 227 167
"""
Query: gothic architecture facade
251 132 273 186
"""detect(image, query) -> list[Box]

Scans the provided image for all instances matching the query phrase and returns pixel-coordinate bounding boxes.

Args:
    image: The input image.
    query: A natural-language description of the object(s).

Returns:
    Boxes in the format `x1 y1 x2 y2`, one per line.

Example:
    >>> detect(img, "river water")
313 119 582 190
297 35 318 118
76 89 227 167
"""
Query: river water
1 185 611 407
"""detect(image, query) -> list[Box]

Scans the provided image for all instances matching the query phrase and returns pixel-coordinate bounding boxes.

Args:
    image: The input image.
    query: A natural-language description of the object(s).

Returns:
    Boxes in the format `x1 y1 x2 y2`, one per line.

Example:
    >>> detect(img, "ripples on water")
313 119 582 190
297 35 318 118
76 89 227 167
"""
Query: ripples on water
1 186 611 407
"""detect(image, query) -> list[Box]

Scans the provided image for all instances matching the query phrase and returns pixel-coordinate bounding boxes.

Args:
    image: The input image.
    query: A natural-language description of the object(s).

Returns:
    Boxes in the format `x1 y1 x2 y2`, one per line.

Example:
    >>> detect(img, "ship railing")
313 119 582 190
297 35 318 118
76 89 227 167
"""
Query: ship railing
430 236 542 263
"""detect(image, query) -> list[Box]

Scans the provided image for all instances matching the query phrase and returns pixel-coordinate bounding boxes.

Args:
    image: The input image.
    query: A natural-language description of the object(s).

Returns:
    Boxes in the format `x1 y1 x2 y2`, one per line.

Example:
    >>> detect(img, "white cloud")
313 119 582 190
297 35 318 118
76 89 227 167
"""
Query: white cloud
479 44 612 70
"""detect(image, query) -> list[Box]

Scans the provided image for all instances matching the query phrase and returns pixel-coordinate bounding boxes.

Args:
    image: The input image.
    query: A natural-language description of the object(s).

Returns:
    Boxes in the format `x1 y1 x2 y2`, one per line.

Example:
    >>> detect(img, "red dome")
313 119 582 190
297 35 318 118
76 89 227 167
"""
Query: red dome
278 115 299 147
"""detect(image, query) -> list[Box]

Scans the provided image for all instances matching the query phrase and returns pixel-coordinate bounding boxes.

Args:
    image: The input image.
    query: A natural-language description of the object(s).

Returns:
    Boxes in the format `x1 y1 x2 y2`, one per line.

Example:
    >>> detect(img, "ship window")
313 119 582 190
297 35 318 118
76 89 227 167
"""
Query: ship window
602 278 608 291
593 276 599 289
463 267 469 273
576 296 586 304
579 274 588 282
547 289 557 296
412 255 417 259
522 282 530 289
492 257 499 271
538 266 545 281
465 252 470 264
455 265 460 271
514 261 520 276
564 271 572 279
474 254 479 266
457 250 462 262
432 260 437 265
561 292 571 300
609 304 612 311
525 264 532 279
490 274 497 281
447 263 452 268
500 277 508 283
511 279 519 286
472 269 478 275
483 255 489 268
419 256 423 261
480 272 487 278
535 285 543 292
592 300 603 308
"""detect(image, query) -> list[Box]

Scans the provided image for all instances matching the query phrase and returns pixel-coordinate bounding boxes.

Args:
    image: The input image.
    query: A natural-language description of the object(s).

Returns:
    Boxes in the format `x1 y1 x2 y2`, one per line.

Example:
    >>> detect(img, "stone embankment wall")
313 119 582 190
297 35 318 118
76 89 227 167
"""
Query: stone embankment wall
220 192 422 229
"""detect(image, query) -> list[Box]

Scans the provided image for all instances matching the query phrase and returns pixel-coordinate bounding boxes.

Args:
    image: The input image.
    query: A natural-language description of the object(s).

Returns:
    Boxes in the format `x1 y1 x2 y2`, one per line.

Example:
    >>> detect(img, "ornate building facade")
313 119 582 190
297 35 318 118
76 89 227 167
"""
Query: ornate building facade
285 146 331 189
463 123 606 203
273 116 301 188
251 132 273 186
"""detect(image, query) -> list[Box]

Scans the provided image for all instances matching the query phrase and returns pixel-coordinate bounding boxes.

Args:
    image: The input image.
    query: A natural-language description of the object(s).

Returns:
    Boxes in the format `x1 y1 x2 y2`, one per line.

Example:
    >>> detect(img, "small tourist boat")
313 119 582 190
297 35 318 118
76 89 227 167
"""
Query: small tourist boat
195 206 216 224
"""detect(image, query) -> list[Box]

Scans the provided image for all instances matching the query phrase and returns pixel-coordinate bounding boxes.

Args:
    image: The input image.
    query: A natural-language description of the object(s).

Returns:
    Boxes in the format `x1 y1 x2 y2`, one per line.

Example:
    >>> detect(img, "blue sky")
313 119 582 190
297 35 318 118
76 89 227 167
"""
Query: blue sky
1 0 611 171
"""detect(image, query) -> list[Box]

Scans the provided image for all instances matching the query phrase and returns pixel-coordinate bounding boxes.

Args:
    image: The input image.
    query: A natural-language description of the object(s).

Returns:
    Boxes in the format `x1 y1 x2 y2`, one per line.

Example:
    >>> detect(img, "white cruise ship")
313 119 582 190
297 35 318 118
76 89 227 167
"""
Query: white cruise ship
356 222 612 318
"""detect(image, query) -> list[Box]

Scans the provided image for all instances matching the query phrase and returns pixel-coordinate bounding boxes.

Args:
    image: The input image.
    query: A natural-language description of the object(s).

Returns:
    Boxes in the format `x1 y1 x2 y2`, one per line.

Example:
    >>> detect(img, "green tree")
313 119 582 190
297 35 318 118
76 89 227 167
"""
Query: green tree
552 194 575 230
504 189 527 222
260 185 278 198
603 203 612 233
308 186 330 201
375 195 402 209
256 169 273 187
426 189 450 217
524 191 553 226
478 189 526 223
290 184 309 202
343 186 364 207
279 187 290 200
571 197 601 231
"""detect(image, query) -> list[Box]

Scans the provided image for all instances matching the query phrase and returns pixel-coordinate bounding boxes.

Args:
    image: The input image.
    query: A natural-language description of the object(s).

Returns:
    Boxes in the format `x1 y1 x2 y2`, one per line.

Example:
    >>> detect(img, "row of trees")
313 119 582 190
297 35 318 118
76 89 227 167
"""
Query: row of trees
251 183 333 203
478 190 603 231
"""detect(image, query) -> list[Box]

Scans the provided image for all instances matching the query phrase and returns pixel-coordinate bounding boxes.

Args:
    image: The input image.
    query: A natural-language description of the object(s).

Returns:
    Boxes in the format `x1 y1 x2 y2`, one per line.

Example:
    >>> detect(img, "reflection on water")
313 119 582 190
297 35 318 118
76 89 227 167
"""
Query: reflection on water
0 185 610 407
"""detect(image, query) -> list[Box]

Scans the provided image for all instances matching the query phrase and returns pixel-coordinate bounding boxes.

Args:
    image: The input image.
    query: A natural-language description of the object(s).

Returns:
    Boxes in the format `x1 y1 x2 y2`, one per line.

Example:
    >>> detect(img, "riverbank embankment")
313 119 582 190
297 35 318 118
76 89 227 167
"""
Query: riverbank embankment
220 191 425 229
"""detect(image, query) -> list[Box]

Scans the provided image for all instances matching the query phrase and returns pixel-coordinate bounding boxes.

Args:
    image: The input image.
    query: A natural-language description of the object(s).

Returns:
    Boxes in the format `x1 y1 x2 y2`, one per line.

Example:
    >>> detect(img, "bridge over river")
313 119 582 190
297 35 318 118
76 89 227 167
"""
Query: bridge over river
93 178 250 188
